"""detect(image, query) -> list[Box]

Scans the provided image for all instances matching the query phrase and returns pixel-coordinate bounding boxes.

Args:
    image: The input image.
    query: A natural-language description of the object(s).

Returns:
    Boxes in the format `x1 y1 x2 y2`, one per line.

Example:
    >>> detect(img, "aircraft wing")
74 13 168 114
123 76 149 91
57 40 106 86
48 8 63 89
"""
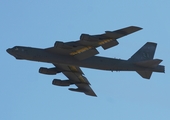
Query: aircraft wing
46 26 142 60
53 63 97 97
79 26 142 49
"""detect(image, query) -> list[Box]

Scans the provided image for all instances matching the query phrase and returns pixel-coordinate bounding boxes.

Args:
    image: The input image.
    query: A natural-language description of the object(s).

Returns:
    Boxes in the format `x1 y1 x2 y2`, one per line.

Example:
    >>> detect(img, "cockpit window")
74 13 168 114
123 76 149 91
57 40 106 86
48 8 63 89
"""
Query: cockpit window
13 46 25 52
14 47 19 51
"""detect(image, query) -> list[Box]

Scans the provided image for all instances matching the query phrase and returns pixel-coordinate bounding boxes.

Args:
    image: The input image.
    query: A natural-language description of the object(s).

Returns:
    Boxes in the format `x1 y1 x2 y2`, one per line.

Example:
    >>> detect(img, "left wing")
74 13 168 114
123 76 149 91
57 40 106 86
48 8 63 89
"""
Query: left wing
46 26 142 60
53 63 97 97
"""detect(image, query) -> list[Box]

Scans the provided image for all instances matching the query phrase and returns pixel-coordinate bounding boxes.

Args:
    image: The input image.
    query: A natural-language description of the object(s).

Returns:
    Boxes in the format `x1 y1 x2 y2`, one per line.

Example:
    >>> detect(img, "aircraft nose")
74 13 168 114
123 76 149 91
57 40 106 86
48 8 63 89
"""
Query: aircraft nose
6 48 10 53
6 48 12 55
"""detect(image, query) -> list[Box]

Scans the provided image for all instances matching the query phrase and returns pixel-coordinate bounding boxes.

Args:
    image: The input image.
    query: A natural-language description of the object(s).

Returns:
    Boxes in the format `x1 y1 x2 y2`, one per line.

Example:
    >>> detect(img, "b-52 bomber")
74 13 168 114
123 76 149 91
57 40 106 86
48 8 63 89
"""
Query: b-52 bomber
6 26 165 97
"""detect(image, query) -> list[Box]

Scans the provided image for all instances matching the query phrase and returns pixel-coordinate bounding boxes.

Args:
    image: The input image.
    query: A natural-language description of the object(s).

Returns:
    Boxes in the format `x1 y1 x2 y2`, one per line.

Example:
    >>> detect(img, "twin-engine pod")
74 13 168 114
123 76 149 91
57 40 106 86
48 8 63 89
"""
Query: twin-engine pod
52 79 73 86
80 34 99 41
54 41 64 48
54 41 73 49
39 67 61 75
79 34 119 50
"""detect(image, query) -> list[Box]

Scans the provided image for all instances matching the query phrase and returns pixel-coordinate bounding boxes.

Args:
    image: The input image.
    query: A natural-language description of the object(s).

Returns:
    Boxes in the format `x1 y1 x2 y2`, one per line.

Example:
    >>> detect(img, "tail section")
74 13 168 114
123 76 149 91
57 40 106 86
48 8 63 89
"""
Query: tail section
128 42 157 62
135 59 162 68
136 71 152 79
128 42 164 79
135 59 163 79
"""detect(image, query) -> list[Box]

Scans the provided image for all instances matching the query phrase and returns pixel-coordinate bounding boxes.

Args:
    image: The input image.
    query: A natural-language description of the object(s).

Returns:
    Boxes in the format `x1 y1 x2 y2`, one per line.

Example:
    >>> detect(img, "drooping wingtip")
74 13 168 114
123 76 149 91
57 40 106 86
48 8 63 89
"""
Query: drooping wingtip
85 92 97 97
127 26 143 33
130 26 143 30
104 26 143 39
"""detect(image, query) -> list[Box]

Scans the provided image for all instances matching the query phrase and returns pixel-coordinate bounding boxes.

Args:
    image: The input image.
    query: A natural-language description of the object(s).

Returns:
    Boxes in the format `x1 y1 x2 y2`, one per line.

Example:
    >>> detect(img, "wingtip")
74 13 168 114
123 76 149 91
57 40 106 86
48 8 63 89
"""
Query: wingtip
85 92 97 97
130 26 143 30
87 93 97 97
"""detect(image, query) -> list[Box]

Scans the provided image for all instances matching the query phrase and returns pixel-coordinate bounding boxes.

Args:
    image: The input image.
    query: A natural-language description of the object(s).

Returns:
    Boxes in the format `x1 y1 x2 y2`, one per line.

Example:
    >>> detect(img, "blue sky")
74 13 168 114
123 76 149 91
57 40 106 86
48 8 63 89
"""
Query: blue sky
1 1 170 120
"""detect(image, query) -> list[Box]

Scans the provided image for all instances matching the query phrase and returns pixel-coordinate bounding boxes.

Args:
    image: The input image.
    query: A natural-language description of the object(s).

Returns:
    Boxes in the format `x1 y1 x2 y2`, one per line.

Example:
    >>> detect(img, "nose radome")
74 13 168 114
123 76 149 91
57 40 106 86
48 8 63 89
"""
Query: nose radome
6 48 11 54
6 48 13 55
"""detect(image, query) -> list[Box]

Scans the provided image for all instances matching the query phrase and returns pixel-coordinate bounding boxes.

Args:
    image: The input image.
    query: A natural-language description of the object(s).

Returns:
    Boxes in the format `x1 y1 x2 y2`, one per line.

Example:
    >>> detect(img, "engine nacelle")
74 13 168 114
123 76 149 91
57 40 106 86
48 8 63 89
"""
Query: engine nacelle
54 41 64 48
39 67 60 75
80 34 91 41
80 34 99 41
52 79 72 86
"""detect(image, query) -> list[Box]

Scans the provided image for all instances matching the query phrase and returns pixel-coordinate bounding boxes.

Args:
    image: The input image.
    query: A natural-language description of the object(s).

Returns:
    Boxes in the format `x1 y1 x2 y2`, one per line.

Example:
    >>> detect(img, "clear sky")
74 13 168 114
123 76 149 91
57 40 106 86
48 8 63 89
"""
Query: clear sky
1 1 170 120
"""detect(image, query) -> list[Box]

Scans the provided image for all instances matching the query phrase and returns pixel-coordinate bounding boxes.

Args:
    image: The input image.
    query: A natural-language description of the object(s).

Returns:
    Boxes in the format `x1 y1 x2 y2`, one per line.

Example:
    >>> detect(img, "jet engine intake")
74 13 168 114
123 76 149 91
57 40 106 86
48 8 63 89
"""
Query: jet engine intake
54 41 64 48
39 67 60 75
52 79 72 86
80 34 99 41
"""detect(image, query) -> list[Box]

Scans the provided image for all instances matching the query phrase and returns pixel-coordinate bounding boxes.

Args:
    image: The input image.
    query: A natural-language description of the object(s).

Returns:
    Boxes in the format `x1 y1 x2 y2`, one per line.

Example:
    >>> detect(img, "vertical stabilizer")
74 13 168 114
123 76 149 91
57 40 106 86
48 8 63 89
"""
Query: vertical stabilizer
128 42 157 62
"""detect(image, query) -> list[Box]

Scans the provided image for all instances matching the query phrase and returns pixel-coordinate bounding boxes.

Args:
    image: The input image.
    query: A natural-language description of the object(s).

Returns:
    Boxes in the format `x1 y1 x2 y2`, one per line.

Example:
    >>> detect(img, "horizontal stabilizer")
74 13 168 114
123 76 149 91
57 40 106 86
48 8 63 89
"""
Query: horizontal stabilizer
135 59 163 79
135 59 163 68
136 71 152 79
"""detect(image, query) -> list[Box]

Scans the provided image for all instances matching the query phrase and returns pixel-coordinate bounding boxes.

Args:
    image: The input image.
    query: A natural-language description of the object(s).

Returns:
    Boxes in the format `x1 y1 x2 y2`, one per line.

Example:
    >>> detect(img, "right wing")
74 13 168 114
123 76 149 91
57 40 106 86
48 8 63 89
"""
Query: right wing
46 26 142 60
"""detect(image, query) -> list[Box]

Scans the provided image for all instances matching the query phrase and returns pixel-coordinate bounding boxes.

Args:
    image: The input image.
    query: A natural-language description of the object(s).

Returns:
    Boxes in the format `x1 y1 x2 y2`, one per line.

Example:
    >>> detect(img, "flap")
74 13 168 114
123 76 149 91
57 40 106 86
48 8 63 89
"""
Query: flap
73 48 99 60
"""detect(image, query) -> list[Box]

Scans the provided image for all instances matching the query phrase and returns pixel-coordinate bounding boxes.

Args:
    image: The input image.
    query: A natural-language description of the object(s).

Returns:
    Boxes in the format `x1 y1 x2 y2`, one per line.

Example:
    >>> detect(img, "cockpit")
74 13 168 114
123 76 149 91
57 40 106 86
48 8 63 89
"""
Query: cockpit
13 46 25 52
6 46 26 59
14 47 19 51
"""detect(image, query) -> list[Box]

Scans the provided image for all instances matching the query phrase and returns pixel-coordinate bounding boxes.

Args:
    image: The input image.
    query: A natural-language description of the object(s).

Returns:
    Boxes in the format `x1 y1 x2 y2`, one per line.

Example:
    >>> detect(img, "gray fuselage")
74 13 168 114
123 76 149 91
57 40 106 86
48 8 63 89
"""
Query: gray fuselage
6 46 163 73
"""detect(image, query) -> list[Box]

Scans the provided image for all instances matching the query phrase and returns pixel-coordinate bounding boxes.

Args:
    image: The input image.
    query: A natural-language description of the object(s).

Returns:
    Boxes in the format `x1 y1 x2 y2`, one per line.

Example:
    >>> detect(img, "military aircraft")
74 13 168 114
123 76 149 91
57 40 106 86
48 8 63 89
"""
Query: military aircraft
6 26 165 97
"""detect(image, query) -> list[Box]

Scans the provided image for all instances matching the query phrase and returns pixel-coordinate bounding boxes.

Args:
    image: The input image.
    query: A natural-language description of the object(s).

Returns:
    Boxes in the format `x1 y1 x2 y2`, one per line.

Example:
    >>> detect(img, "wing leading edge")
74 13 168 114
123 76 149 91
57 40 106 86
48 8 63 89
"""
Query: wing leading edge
53 63 97 97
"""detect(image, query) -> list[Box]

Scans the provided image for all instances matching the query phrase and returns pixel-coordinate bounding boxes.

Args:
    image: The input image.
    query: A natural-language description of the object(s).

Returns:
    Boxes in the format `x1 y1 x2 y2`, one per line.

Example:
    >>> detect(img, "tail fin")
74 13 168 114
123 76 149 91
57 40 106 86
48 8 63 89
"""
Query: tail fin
128 42 163 79
128 42 157 62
